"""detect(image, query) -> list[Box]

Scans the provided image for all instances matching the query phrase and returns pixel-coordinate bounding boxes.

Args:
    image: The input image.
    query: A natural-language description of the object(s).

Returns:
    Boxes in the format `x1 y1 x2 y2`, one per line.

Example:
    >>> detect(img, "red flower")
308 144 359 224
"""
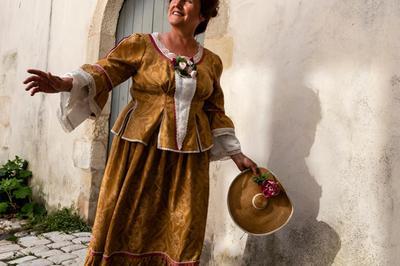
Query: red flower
261 180 281 198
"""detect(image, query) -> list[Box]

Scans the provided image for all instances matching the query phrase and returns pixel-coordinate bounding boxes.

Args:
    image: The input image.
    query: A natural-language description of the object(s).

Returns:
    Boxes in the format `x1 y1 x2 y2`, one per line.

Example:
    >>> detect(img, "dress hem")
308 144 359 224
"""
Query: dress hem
89 248 200 266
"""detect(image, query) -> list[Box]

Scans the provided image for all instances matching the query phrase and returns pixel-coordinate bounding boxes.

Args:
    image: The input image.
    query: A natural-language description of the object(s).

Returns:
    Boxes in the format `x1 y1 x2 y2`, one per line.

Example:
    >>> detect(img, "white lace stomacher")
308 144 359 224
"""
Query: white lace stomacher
174 72 197 150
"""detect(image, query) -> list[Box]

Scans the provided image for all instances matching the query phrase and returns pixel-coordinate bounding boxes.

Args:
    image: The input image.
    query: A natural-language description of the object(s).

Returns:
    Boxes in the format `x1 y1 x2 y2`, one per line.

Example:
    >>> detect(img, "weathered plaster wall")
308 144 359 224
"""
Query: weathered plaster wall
204 0 400 265
0 0 99 219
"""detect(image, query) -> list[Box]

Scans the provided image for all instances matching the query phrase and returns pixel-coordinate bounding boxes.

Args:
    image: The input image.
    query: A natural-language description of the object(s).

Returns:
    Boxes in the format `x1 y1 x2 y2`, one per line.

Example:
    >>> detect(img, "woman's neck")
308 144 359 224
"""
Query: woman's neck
159 29 199 58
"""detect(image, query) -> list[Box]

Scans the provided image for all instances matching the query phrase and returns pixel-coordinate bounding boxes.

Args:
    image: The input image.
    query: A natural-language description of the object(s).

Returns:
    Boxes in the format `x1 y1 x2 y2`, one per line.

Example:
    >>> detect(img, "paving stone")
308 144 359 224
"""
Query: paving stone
46 241 73 249
61 257 84 265
0 244 22 253
61 244 86 253
71 248 88 258
0 251 23 260
72 236 91 244
47 253 77 264
42 232 75 242
41 231 62 238
71 232 91 238
19 238 51 248
14 231 29 237
18 236 38 243
17 258 53 266
36 249 64 258
0 240 13 246
20 245 49 256
7 255 37 264
0 251 15 260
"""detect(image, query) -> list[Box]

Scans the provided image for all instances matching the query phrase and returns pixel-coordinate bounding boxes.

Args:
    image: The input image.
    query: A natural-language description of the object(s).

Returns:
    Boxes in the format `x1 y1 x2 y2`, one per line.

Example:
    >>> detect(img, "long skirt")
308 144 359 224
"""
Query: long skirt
84 132 210 266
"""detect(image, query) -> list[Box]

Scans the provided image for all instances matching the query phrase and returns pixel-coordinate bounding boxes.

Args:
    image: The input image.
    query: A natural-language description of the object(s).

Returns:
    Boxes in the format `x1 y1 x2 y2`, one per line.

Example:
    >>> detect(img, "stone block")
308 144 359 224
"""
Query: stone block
71 232 91 238
42 232 75 242
72 237 91 244
19 238 51 248
0 251 22 260
7 255 37 264
18 258 53 266
61 244 86 253
46 241 73 249
46 253 77 264
61 257 84 265
0 240 12 246
71 248 88 258
14 231 29 237
20 245 49 256
0 244 22 253
36 249 64 259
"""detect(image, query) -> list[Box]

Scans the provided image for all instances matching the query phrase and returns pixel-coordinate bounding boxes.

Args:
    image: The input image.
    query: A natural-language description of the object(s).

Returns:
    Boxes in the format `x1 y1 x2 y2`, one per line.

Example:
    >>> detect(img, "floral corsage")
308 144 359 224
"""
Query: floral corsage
173 56 197 78
253 171 281 198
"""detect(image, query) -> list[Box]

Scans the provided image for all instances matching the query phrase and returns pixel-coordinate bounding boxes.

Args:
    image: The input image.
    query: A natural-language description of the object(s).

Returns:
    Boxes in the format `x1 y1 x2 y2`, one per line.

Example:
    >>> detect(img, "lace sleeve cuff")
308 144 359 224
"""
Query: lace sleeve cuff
56 69 102 132
210 128 242 161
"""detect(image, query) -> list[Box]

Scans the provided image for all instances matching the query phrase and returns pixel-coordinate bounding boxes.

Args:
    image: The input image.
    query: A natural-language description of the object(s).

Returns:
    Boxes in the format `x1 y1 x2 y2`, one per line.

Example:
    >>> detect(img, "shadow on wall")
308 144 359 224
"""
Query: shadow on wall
241 72 340 265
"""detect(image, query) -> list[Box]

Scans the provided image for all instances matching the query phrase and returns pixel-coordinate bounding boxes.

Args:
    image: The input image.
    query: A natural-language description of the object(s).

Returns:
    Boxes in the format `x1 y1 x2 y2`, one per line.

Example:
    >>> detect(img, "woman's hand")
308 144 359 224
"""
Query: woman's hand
230 152 259 175
23 69 73 96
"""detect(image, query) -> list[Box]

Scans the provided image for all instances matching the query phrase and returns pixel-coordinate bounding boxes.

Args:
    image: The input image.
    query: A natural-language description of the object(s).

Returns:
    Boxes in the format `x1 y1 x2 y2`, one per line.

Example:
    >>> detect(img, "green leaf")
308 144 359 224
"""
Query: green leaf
19 170 32 179
0 169 6 178
13 186 31 199
0 178 22 192
0 202 9 213
21 202 34 214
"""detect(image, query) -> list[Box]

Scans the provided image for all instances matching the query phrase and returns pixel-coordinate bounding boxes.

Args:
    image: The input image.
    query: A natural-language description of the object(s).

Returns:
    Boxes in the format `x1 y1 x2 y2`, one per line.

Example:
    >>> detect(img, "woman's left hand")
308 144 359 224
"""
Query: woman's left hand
230 152 259 175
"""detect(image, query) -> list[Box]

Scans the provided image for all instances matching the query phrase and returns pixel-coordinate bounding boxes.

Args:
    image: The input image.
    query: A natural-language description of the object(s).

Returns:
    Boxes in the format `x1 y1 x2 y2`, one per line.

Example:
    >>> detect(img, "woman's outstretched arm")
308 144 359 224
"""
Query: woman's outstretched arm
23 69 72 96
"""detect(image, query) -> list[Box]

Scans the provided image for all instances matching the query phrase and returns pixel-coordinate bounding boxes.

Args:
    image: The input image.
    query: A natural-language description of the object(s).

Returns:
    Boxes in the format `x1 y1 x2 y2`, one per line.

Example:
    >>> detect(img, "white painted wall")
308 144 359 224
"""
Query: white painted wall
0 0 98 217
205 0 400 265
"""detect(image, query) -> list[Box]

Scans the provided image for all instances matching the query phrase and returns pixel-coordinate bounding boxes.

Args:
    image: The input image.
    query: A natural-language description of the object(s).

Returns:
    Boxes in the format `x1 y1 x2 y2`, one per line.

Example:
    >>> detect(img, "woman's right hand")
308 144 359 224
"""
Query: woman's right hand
23 69 73 96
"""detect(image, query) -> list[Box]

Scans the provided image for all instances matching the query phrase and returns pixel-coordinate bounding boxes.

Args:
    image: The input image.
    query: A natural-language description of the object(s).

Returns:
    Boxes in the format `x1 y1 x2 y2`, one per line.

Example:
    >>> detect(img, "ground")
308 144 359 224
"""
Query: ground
0 218 91 265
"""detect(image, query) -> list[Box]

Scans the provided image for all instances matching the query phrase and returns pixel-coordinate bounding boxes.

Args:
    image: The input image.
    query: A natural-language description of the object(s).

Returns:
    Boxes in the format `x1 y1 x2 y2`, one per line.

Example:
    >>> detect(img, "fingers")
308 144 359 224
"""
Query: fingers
250 163 259 175
29 87 41 96
25 81 39 91
23 75 42 85
27 69 49 79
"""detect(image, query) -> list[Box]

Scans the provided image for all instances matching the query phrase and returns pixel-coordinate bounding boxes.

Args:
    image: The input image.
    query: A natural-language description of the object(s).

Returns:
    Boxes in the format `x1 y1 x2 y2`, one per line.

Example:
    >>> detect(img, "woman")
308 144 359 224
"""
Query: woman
24 0 257 265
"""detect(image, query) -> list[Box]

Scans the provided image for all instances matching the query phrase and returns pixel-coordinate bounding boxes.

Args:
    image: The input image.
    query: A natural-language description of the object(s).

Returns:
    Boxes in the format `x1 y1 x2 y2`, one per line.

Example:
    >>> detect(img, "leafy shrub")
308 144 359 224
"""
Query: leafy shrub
28 207 91 233
0 156 45 218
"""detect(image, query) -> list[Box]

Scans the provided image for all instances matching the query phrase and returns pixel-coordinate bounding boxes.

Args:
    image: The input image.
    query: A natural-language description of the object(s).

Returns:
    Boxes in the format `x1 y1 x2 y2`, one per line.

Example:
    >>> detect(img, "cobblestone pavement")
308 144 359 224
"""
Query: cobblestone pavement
0 219 91 265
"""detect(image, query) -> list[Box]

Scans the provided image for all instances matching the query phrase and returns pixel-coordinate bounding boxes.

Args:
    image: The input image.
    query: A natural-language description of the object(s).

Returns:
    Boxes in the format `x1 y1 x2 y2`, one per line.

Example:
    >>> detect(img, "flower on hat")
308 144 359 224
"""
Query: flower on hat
253 171 281 199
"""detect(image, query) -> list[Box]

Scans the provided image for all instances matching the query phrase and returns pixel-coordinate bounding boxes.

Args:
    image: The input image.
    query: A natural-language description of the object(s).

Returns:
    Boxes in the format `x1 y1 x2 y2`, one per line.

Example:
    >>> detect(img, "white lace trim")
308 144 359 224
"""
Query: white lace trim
56 68 100 132
150 32 203 63
210 128 242 161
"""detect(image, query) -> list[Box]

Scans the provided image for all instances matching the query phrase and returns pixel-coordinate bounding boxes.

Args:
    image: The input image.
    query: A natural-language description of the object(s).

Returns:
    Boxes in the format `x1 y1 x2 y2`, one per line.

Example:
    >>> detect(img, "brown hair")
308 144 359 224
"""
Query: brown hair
195 0 219 35
169 0 220 35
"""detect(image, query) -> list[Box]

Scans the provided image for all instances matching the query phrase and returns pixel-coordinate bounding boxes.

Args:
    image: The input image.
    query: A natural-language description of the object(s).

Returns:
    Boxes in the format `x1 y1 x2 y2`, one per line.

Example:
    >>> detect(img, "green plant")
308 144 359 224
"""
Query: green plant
0 156 45 218
28 207 91 233
6 234 18 243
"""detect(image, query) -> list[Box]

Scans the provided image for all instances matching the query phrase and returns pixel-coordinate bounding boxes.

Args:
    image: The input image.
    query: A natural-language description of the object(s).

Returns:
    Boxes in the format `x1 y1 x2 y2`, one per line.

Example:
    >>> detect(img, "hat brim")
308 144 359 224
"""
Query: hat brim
227 168 294 236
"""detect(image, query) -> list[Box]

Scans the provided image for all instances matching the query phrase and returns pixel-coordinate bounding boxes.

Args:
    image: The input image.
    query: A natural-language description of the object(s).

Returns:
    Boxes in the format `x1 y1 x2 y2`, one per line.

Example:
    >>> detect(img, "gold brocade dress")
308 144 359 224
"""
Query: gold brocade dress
57 33 241 266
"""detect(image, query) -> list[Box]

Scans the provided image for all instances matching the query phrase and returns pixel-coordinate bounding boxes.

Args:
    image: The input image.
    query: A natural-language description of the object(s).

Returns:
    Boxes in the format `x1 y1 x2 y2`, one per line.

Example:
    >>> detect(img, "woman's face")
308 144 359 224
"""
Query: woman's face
168 0 204 33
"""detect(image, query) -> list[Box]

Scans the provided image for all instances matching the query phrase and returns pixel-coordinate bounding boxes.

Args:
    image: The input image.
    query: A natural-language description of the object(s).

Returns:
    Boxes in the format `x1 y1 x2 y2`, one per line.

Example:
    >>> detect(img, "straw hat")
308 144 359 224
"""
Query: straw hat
227 167 294 235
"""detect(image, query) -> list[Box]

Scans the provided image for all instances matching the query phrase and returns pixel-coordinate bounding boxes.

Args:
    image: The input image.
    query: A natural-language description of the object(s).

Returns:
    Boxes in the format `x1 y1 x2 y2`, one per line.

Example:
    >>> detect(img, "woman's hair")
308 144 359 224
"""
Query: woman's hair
169 0 220 35
195 0 219 35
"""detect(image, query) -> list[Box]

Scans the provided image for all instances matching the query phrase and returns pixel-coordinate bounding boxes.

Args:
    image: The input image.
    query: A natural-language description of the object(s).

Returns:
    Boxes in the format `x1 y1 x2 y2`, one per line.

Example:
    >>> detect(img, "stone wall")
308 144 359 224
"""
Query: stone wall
203 0 400 265
0 0 101 222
